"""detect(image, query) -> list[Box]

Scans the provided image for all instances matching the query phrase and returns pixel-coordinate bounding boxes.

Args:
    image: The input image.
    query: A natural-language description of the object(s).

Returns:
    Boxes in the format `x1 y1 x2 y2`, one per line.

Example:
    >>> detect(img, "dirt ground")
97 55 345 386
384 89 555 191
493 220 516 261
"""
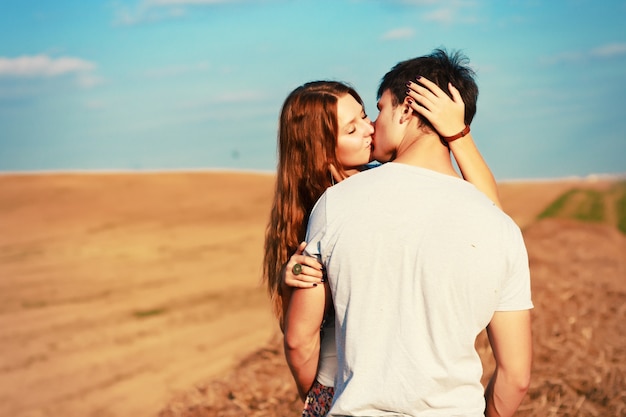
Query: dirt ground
0 172 624 417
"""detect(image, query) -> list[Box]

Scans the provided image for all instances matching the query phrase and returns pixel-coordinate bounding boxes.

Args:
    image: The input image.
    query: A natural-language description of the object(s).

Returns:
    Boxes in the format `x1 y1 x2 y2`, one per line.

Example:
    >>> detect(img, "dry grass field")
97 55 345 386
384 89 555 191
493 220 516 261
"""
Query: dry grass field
0 172 624 417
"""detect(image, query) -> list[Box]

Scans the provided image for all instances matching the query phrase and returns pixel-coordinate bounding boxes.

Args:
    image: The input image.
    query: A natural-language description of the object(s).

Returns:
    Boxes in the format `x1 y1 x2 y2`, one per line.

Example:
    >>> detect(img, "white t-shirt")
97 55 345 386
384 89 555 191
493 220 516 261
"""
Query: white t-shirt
305 163 533 416
316 320 337 387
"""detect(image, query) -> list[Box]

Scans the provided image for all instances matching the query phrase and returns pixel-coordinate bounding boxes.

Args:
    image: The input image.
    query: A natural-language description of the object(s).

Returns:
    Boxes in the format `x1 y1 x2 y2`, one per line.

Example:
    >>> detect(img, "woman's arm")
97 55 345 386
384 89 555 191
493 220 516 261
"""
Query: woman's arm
277 242 325 330
449 133 501 208
406 77 502 208
283 282 330 401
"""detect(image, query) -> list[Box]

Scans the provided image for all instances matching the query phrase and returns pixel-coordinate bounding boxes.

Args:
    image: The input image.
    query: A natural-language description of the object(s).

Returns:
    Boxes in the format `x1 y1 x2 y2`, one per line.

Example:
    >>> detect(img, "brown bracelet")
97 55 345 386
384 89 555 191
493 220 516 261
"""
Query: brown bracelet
442 125 470 142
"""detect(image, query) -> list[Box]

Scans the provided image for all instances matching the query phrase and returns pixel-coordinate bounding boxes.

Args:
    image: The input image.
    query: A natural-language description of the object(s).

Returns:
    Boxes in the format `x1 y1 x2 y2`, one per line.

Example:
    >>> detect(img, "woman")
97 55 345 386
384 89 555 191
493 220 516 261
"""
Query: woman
263 78 500 416
263 81 375 329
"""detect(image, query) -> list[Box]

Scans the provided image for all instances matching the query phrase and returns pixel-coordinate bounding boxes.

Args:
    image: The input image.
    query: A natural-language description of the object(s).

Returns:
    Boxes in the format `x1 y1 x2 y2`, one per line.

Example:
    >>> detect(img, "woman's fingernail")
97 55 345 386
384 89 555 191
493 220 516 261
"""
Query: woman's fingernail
406 89 411 95
313 283 318 287
406 81 412 87
416 75 422 80
407 98 413 105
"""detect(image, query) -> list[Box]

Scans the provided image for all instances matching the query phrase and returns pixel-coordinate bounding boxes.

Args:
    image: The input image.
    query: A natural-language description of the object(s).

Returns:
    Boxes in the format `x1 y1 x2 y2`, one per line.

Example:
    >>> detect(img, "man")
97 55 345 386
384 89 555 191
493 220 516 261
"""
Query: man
285 49 533 417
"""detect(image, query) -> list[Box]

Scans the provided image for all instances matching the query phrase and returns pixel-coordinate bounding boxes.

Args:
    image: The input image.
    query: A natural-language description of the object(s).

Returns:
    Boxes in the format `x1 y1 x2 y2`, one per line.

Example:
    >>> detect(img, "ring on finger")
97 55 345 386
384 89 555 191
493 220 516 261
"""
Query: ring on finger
292 263 303 275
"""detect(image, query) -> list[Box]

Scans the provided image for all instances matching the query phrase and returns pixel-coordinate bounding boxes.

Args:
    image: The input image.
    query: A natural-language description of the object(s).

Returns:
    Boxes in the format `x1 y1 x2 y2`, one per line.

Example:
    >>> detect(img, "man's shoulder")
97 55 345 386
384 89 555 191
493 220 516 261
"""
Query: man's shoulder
330 163 386 191
452 182 522 232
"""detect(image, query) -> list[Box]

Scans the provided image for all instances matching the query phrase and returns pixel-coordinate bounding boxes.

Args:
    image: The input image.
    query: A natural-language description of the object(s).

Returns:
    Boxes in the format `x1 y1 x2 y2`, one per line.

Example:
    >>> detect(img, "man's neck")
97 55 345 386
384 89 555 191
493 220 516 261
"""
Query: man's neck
393 130 460 178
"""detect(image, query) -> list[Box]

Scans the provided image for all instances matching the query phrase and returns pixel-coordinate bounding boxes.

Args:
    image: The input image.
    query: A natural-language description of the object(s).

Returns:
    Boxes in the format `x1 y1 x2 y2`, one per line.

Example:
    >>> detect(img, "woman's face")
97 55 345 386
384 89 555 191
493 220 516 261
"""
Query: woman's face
335 94 374 170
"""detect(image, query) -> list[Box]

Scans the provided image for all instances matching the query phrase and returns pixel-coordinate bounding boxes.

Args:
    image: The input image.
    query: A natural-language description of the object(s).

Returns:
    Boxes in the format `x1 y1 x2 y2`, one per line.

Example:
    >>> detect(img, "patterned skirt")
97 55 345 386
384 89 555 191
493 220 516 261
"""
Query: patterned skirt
301 380 335 417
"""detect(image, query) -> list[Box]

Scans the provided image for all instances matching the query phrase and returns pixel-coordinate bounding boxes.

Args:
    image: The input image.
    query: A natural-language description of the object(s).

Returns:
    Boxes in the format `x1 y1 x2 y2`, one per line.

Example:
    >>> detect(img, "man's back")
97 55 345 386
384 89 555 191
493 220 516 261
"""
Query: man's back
305 163 532 416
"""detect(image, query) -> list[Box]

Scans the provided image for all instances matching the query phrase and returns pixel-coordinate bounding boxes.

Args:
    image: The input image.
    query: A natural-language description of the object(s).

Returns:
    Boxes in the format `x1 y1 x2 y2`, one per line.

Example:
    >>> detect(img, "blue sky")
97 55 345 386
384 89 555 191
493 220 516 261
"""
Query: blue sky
0 0 625 180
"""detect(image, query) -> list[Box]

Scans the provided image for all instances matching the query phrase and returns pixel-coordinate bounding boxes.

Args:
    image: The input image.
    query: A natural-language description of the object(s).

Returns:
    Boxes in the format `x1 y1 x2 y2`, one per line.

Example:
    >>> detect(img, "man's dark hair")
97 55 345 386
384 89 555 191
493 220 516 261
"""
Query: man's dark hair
377 48 478 131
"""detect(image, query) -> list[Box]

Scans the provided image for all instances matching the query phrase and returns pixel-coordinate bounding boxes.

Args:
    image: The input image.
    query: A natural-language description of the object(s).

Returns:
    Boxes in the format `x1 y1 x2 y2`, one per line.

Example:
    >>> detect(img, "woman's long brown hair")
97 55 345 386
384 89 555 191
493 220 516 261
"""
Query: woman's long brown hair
263 81 364 329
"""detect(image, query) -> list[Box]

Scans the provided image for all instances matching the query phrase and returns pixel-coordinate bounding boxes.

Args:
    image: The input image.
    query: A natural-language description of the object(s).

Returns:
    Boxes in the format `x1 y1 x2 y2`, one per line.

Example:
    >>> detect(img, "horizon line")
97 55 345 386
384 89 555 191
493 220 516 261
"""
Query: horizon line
0 167 624 183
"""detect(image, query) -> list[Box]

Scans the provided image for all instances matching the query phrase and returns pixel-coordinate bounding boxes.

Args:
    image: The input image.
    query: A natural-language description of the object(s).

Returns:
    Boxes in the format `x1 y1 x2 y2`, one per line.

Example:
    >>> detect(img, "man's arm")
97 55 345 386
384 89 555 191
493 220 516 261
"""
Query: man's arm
484 310 532 417
283 281 329 401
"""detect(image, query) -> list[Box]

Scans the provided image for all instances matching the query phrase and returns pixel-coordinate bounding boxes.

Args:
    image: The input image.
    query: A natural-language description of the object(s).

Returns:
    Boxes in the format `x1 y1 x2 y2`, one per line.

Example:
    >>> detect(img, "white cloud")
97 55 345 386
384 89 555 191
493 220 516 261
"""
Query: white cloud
146 0 234 4
172 90 266 110
422 2 479 25
143 61 211 78
112 2 186 25
590 43 626 58
389 0 440 5
381 27 415 41
539 51 584 65
77 74 106 88
541 42 626 65
113 0 253 25
389 0 479 25
0 55 95 77
85 100 106 110
214 90 266 104
423 7 456 24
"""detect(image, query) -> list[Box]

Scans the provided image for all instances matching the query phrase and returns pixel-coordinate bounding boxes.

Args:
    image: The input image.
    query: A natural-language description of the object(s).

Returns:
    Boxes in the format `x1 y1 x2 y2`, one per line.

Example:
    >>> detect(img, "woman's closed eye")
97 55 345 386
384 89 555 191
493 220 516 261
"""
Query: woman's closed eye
346 109 368 134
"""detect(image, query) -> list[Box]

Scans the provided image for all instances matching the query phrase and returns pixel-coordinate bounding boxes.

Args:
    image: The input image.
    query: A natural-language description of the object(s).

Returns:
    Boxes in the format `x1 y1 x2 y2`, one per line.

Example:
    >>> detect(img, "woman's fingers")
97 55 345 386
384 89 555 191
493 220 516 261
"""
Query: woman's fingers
406 81 434 111
284 243 324 288
406 76 465 137
448 82 462 103
294 241 307 255
293 242 323 271
290 258 323 277
407 77 454 107
284 266 324 288
416 75 446 97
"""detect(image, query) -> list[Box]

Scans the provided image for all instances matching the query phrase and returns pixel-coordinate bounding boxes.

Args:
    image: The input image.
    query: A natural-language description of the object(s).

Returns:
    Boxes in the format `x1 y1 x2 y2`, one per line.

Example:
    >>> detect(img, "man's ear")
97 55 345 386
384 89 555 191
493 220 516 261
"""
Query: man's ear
399 97 413 124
